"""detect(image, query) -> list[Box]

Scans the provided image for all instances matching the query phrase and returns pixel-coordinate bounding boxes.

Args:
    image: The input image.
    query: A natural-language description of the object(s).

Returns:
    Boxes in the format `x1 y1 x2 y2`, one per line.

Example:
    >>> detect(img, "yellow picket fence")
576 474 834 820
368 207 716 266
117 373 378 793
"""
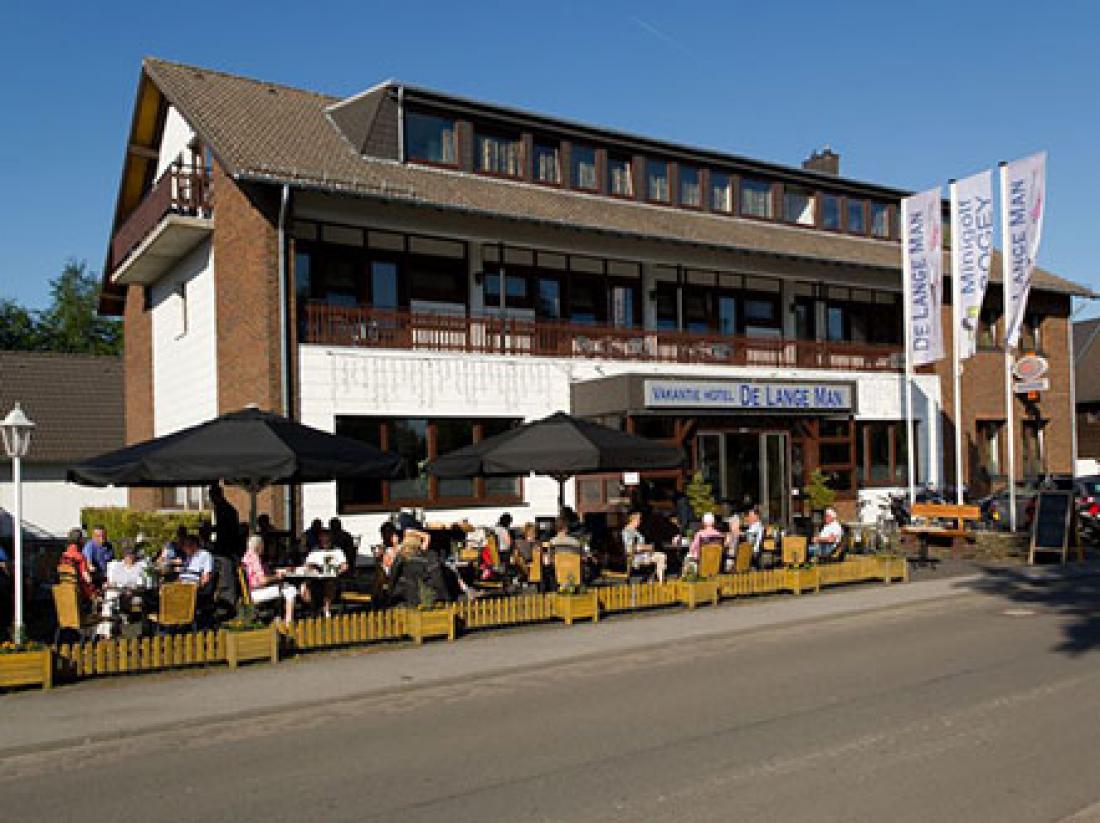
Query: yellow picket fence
36 555 908 687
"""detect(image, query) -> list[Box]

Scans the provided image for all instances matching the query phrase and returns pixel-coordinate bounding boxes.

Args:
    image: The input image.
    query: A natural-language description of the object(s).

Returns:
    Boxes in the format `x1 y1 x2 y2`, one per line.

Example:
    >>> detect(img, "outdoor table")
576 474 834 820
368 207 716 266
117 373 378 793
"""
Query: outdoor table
279 568 341 584
900 525 946 568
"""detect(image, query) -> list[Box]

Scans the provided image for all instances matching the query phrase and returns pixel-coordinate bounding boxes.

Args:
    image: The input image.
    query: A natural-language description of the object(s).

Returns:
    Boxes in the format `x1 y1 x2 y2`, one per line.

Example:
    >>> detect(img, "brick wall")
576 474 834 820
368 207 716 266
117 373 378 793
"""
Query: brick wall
1078 406 1100 459
123 283 158 510
211 163 286 526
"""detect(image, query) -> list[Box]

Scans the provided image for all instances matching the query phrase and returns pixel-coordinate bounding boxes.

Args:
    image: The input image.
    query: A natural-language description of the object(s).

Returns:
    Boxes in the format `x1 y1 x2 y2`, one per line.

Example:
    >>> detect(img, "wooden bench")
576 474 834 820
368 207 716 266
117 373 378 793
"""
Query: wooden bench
902 503 982 563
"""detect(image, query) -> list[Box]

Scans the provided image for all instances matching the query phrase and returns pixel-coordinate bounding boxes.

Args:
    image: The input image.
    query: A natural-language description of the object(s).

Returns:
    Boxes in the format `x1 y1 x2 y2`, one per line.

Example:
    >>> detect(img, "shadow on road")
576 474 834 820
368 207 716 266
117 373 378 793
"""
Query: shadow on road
964 563 1100 656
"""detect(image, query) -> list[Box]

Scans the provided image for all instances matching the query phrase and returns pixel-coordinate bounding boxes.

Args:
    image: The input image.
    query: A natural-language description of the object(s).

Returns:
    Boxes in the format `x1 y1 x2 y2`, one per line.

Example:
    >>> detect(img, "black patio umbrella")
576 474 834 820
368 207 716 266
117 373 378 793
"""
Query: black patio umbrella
68 407 402 526
426 411 685 509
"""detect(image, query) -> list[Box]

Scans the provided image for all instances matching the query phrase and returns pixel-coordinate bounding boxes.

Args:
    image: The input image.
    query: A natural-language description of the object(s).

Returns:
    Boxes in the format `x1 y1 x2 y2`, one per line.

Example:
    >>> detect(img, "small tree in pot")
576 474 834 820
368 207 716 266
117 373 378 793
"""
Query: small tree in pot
805 468 837 530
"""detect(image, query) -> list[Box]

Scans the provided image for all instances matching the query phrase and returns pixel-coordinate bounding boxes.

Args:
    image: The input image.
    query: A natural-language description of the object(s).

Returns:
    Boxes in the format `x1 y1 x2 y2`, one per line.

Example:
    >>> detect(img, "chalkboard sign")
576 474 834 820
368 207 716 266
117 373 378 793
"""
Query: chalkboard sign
1029 491 1072 564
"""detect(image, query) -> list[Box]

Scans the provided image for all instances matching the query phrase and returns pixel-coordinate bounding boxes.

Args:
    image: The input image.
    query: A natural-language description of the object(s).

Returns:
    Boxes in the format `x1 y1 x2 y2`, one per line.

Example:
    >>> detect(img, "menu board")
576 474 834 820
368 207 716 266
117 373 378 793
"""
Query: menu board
1029 491 1072 564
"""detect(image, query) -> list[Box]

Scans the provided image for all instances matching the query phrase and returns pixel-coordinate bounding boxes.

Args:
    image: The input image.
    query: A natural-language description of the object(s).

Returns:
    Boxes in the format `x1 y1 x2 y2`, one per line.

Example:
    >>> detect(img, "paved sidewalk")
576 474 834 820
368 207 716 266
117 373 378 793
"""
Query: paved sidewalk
1 564 1093 759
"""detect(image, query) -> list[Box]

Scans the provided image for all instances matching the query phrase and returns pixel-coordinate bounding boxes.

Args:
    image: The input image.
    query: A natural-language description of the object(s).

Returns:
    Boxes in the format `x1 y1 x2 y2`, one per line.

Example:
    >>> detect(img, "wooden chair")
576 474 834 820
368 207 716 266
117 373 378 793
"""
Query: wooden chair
236 567 254 607
734 541 754 573
52 583 97 645
528 547 543 588
152 582 198 634
698 542 724 579
782 535 808 566
554 551 583 590
341 567 375 610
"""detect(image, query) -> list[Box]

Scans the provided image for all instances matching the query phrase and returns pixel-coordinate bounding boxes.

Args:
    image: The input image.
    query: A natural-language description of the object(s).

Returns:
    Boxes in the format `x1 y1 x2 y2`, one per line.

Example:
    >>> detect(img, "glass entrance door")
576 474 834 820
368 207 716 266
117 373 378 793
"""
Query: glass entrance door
696 430 790 525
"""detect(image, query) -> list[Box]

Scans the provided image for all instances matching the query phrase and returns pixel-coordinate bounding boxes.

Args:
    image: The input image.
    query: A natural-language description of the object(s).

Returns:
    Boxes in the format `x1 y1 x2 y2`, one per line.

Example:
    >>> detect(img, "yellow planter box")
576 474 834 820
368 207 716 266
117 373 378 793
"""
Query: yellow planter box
677 579 720 609
874 555 909 583
406 607 457 644
0 649 53 690
554 591 600 625
785 566 821 595
223 626 279 668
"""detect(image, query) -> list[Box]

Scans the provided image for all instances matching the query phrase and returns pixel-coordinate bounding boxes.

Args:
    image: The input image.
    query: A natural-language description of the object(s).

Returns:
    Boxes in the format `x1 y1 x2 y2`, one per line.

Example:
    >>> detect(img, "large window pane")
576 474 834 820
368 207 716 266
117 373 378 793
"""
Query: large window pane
482 418 522 497
655 284 678 330
537 277 561 319
684 291 712 333
847 200 866 234
295 251 312 299
609 156 633 197
406 112 456 165
476 132 522 177
571 144 597 190
409 256 466 304
822 194 841 230
870 202 890 238
646 159 669 202
389 419 428 500
569 275 606 324
710 171 732 213
740 178 773 218
436 419 474 498
611 284 637 328
784 185 815 225
533 142 561 184
826 305 845 342
370 261 398 309
820 442 851 465
718 295 737 336
868 423 891 484
336 417 384 508
679 166 701 207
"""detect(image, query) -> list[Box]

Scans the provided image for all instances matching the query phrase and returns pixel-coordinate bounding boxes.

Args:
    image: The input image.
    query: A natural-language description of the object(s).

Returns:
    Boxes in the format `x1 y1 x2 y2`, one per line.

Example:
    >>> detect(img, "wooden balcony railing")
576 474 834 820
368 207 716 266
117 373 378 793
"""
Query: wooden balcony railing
302 304 903 372
109 164 212 271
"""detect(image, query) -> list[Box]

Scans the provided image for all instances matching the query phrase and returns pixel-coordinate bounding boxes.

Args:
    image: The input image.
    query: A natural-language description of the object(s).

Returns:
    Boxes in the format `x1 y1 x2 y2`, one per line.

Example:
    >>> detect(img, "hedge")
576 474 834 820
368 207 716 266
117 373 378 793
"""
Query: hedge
80 507 209 547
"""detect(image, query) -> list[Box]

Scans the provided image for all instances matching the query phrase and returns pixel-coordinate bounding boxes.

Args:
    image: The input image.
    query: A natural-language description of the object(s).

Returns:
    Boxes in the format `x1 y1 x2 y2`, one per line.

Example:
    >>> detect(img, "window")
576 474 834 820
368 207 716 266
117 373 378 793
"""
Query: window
826 305 845 342
405 111 456 165
683 291 712 333
336 416 524 510
476 131 522 176
611 284 638 328
821 194 841 230
646 159 670 202
784 185 815 225
679 166 701 207
978 303 1002 350
740 178 773 218
294 251 312 300
710 171 732 213
533 142 561 184
743 295 780 335
977 420 1003 479
161 486 209 510
855 422 910 487
717 295 737 336
536 277 561 319
370 261 398 309
818 418 855 495
1022 420 1044 481
870 202 891 238
609 155 633 197
655 284 678 330
847 199 866 234
483 268 530 308
317 254 360 306
571 144 597 190
568 274 606 324
408 255 467 305
794 298 816 340
1020 314 1042 352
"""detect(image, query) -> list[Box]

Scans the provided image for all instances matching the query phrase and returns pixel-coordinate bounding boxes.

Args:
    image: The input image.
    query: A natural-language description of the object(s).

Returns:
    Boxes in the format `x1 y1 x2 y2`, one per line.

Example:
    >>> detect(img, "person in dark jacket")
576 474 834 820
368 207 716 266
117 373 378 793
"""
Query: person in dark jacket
209 484 242 559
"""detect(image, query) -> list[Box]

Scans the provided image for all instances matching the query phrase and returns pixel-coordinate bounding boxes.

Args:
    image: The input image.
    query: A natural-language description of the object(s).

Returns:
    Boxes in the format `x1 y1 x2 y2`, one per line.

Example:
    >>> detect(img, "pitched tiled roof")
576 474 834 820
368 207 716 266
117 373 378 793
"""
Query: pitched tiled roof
1075 318 1100 404
141 58 1091 297
0 352 123 463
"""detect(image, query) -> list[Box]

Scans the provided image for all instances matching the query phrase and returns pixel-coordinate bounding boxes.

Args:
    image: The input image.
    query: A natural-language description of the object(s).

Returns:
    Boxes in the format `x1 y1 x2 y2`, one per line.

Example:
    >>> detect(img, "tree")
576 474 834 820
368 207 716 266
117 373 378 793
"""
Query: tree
0 299 42 351
686 471 718 519
36 260 123 355
0 260 123 356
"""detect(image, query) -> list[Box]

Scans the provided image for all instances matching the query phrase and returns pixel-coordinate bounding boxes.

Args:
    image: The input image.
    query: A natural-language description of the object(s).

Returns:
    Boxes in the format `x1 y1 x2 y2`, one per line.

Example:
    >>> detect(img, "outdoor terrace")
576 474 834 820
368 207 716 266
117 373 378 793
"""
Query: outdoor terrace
301 303 904 371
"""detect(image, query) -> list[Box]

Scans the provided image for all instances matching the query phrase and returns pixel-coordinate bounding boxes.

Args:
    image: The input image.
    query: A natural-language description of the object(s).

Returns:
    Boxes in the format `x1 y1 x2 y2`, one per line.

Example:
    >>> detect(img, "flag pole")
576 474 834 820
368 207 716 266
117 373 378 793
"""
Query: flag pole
901 200 917 506
999 160 1017 531
949 179 965 505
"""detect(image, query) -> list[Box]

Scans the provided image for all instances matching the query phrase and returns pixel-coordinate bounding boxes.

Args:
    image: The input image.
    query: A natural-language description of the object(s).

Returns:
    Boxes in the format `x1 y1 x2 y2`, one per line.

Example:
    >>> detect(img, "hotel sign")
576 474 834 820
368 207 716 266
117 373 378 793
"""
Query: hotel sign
643 379 854 413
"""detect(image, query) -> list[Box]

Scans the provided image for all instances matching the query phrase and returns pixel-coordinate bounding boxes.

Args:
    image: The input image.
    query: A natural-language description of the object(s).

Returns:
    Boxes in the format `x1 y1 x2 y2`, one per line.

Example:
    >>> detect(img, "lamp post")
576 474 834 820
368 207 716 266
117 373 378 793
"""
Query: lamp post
2 404 35 644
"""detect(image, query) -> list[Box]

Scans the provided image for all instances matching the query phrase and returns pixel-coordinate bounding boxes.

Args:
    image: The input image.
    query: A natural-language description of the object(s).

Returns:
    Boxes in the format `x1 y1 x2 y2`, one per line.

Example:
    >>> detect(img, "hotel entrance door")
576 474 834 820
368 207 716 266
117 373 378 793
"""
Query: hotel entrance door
697 431 790 524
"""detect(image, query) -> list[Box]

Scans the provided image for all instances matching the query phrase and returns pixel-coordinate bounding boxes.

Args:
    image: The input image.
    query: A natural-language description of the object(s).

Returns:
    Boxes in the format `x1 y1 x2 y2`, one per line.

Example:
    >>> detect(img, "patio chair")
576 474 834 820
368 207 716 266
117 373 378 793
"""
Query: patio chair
698 542 724 579
782 535 808 566
151 582 198 634
553 551 583 590
528 546 543 589
52 583 98 645
734 541 754 573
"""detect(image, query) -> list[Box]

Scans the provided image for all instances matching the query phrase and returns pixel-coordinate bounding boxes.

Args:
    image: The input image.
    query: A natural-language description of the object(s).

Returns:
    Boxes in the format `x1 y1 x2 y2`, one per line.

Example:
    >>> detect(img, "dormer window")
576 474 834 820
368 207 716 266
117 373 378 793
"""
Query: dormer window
533 142 561 184
646 159 669 202
740 178 773 218
405 111 456 166
476 131 522 177
783 185 815 226
679 166 701 208
710 172 733 213
571 144 597 191
609 155 633 197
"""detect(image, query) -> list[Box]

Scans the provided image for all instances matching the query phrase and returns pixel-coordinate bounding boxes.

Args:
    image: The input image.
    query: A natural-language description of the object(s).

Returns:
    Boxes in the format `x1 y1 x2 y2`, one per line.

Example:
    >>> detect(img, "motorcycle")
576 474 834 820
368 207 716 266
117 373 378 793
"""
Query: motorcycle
1079 501 1100 545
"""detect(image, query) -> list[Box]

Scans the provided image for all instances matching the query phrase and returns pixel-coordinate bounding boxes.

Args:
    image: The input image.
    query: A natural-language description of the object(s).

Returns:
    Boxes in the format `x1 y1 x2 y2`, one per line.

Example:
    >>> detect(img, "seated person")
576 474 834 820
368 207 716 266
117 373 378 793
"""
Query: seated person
301 528 348 618
160 526 187 569
303 518 324 552
82 526 114 584
744 509 765 563
106 546 148 589
621 511 667 583
58 528 97 604
178 535 215 595
688 512 723 560
493 513 514 561
329 517 356 560
810 508 844 559
512 522 539 579
241 534 296 624
547 516 598 586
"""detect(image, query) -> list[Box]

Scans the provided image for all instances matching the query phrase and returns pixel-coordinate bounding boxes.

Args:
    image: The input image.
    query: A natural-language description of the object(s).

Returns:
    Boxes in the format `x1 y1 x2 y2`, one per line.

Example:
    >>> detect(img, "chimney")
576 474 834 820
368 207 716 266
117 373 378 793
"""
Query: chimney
802 147 840 176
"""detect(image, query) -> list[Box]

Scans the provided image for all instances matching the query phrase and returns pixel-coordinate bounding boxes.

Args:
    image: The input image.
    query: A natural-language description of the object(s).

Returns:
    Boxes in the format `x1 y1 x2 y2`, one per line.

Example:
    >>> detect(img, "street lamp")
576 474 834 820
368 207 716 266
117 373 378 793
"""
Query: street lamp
2 403 35 644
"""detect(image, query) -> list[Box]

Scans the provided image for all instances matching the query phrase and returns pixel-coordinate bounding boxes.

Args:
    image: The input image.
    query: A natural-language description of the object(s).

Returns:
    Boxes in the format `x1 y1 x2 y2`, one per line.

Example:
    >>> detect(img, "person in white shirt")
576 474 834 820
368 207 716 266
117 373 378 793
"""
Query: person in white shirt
621 511 667 583
744 509 765 557
106 547 147 589
810 507 844 559
300 528 347 617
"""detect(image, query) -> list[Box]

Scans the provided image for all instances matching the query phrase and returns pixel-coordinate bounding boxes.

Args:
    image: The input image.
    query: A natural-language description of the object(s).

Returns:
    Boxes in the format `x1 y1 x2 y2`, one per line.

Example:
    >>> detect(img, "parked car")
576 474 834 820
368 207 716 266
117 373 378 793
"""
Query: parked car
979 475 1088 532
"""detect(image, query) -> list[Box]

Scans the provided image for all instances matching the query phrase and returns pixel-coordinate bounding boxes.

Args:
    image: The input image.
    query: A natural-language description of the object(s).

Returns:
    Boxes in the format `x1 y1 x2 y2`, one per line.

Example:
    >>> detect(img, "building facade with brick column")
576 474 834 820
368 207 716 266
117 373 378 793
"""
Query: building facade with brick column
98 58 1090 546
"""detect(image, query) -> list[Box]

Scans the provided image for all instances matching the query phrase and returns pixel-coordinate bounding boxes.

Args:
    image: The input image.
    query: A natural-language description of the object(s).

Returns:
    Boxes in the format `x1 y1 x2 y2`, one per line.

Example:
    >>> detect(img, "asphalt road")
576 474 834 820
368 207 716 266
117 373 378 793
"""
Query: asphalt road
3 572 1100 822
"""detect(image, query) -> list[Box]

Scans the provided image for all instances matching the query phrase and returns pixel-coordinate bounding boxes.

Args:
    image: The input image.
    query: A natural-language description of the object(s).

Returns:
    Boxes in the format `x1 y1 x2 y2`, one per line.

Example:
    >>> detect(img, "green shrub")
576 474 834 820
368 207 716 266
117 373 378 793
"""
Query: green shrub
80 507 208 547
805 468 837 512
686 472 718 519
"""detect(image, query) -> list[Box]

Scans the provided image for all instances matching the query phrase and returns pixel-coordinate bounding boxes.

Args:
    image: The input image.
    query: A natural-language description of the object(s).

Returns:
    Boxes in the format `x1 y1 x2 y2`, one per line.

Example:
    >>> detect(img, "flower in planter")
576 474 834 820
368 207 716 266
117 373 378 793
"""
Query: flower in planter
558 574 587 596
0 638 46 655
222 604 266 633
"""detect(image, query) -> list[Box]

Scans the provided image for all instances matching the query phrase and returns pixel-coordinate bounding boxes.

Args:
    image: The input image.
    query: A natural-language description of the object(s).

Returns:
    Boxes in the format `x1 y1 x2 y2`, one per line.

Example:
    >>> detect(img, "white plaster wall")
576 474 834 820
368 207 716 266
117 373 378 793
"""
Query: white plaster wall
150 239 218 437
156 106 195 177
298 344 943 544
0 465 127 538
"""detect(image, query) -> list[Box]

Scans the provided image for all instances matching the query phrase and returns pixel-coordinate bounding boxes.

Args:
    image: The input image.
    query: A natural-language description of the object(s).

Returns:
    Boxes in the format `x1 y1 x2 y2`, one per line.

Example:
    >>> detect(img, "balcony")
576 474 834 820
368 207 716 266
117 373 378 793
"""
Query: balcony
109 164 213 285
301 304 902 372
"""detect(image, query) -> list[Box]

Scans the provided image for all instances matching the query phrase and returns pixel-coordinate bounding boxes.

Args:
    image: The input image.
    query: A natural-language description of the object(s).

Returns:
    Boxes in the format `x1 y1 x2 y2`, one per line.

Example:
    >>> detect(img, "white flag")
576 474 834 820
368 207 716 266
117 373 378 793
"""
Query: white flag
1001 152 1046 349
951 171 994 360
902 187 945 366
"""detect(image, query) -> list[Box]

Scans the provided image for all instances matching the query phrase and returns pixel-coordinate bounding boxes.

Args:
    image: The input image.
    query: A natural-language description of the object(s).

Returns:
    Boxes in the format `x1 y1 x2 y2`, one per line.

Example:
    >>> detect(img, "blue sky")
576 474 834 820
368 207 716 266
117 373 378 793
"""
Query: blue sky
1 0 1096 314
